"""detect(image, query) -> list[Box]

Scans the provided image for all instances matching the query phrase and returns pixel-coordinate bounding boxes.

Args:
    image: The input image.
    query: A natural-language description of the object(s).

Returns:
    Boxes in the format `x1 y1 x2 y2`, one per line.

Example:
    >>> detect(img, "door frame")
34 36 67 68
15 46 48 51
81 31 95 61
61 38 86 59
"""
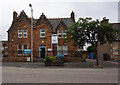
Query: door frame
39 45 47 58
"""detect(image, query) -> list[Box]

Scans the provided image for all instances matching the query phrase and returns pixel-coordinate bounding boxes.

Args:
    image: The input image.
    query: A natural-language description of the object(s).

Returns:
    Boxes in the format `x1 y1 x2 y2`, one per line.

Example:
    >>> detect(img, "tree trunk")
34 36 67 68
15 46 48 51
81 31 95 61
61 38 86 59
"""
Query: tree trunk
96 42 99 65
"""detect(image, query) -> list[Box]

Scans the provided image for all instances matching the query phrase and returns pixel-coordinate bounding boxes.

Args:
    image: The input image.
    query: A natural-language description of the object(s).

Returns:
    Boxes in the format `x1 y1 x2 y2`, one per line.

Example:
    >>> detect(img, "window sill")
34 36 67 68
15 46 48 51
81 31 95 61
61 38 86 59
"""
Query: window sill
40 37 46 38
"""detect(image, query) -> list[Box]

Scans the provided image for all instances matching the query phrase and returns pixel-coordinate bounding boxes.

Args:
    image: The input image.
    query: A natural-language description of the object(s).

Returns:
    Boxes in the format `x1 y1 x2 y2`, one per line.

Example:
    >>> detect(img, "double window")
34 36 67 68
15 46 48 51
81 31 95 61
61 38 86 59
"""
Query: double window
58 30 66 38
40 29 46 37
57 45 67 55
18 29 27 38
18 45 28 55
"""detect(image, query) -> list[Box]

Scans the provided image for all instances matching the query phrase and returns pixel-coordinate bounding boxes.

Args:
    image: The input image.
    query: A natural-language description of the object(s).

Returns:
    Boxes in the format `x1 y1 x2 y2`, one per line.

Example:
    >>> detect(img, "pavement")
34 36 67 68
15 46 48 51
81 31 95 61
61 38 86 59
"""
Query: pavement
2 59 118 69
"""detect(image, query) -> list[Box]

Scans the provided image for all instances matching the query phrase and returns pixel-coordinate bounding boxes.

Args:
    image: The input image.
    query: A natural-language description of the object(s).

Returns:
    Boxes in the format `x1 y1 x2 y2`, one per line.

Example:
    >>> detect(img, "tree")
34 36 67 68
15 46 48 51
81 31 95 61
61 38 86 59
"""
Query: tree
65 17 118 65
87 45 96 53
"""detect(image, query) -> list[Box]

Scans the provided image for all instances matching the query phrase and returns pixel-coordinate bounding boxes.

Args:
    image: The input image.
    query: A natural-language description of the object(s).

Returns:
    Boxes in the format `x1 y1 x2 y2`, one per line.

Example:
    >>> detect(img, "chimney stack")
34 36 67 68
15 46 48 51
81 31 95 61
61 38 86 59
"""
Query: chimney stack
101 17 109 24
71 11 75 22
13 11 18 21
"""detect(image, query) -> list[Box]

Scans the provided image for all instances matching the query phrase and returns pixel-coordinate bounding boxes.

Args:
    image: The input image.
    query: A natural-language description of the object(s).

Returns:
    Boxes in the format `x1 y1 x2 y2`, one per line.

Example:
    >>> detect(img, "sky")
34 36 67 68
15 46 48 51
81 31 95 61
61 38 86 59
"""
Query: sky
0 0 119 41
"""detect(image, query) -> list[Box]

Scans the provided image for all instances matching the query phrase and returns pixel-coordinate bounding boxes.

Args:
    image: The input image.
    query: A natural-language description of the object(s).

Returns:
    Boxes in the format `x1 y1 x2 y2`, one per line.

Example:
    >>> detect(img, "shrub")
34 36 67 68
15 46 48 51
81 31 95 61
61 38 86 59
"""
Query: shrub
44 56 63 63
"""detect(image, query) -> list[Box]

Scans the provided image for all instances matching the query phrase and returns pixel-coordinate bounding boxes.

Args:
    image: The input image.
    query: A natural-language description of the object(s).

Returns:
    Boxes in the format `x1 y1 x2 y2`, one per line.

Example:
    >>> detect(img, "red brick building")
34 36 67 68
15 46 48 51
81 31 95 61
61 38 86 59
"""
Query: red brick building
7 10 78 62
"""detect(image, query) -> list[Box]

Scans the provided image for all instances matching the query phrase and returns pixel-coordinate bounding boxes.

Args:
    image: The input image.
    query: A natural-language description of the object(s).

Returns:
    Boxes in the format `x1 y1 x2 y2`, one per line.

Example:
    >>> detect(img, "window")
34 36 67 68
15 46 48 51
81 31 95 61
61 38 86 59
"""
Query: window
58 30 61 38
18 45 22 55
23 30 27 38
18 30 22 38
63 30 66 38
63 45 67 55
23 45 28 55
57 45 62 55
24 45 27 50
40 29 45 37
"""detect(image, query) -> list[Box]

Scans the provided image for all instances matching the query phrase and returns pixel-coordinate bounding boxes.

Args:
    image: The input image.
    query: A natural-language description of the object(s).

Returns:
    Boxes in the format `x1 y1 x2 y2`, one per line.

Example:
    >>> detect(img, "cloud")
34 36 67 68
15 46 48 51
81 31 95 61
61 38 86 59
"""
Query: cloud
0 0 118 40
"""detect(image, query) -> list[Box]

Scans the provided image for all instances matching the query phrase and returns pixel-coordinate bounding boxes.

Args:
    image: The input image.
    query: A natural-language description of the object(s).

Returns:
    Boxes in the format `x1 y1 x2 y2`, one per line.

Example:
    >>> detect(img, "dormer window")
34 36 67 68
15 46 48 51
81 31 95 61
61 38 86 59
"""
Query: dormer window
40 29 45 37
23 30 27 38
18 29 22 38
58 30 61 38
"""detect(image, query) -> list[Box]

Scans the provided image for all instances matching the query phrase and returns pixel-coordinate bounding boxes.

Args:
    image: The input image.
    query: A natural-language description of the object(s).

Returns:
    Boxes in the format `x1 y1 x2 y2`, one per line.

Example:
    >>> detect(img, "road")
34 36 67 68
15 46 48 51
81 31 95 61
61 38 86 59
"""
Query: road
2 61 118 83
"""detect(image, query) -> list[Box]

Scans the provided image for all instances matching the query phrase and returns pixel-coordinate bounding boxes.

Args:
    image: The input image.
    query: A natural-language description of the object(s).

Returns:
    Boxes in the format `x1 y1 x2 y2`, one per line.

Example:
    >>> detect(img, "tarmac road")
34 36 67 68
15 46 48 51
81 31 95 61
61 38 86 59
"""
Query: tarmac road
2 60 119 83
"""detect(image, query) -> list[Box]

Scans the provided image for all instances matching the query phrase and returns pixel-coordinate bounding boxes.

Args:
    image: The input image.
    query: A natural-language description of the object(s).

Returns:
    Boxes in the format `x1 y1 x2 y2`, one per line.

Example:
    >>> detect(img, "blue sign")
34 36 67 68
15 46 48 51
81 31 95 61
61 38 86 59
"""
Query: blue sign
40 49 42 51
24 49 31 54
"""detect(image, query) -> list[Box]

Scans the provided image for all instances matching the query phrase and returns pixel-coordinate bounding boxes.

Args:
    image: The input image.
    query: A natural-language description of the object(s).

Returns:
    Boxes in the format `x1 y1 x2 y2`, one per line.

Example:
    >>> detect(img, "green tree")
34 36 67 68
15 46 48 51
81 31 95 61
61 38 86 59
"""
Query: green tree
87 45 96 53
65 17 118 65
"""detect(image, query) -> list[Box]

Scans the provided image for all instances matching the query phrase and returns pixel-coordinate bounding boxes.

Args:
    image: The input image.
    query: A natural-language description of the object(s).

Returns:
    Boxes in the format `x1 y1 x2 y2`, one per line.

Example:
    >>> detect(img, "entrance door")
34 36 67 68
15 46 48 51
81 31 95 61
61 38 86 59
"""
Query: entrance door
39 46 46 58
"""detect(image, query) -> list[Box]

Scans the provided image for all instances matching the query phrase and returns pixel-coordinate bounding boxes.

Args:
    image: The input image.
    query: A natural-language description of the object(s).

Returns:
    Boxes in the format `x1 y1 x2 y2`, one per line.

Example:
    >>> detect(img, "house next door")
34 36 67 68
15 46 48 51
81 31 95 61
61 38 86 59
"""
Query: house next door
39 46 46 58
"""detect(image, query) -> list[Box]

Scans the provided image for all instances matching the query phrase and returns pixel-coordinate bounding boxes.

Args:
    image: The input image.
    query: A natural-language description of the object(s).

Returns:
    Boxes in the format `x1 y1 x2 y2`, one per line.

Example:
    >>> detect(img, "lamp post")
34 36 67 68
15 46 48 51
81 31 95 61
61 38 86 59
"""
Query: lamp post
29 4 33 62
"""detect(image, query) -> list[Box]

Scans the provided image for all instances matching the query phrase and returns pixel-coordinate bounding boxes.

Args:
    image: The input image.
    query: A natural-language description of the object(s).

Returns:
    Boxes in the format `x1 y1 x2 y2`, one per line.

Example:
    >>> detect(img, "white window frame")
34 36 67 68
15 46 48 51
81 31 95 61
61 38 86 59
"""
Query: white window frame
63 30 67 38
63 45 68 55
57 45 62 55
23 30 27 38
18 29 22 38
18 45 22 55
58 30 61 38
40 29 46 38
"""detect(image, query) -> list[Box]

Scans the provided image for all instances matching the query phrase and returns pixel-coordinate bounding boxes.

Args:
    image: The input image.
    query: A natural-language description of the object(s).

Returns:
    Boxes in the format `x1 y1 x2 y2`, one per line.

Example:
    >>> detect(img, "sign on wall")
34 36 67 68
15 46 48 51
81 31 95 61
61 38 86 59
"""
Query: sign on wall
52 34 58 44
24 49 31 54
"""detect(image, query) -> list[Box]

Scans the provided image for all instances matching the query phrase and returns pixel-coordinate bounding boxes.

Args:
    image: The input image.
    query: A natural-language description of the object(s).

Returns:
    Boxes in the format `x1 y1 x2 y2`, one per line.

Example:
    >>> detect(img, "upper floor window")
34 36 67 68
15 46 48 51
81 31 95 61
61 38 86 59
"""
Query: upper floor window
63 30 66 38
40 29 45 37
18 45 22 55
18 29 22 38
23 30 27 38
58 30 61 38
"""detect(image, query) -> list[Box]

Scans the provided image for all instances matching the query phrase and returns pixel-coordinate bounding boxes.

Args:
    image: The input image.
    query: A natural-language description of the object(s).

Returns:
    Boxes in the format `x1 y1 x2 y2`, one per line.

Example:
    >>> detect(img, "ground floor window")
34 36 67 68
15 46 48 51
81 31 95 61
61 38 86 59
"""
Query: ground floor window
63 45 67 55
57 45 62 55
18 45 28 55
57 45 67 55
18 45 22 55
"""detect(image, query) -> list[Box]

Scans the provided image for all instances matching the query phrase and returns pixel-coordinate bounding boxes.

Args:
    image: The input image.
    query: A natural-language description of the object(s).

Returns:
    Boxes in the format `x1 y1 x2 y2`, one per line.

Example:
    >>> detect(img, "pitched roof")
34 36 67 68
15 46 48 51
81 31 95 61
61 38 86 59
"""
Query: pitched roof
33 18 74 31
48 18 74 29
112 23 120 40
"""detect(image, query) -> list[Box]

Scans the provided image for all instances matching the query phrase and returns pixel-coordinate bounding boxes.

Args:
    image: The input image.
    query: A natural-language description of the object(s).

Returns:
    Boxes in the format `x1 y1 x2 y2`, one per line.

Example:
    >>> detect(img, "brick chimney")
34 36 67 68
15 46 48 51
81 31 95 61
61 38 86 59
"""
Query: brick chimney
71 11 75 22
101 17 109 23
13 11 18 21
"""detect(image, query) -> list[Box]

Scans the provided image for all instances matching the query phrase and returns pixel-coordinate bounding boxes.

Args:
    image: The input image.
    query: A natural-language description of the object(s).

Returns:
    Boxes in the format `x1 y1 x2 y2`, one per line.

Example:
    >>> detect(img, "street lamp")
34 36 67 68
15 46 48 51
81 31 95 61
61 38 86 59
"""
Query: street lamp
29 4 33 62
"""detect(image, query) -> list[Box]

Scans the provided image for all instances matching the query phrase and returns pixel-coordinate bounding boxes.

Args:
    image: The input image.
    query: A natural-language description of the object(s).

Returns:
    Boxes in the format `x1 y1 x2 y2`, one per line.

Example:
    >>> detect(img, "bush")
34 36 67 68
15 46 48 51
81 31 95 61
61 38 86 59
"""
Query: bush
44 56 63 63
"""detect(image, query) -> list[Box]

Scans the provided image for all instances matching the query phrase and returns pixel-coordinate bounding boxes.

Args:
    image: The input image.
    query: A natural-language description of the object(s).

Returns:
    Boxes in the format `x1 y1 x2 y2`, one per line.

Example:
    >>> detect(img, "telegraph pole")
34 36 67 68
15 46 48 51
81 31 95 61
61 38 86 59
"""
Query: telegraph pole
29 4 33 62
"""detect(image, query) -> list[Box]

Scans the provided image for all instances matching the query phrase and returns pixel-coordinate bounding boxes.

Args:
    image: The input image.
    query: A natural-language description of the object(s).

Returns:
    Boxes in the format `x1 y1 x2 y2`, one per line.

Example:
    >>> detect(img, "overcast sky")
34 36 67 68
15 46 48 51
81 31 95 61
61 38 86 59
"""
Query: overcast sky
0 0 119 41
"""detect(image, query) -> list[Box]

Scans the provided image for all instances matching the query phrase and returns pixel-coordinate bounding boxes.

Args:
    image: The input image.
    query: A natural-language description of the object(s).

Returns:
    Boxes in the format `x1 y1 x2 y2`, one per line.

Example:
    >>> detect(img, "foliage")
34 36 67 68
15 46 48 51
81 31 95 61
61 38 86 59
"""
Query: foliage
65 17 119 48
44 56 62 63
87 45 97 52
65 17 119 65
